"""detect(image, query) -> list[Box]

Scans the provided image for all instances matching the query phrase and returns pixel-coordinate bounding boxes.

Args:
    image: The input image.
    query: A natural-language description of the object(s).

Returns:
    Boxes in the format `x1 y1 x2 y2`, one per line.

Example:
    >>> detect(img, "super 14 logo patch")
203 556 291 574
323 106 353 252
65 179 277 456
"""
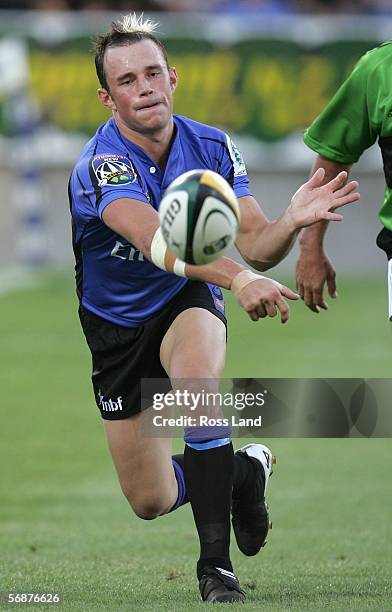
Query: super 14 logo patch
92 154 137 187
225 134 247 178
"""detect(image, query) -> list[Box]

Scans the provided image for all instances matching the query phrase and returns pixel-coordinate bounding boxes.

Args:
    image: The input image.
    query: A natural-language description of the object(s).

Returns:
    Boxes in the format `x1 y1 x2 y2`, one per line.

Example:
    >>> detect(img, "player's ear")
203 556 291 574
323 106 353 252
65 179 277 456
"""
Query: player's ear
97 88 117 111
169 67 178 92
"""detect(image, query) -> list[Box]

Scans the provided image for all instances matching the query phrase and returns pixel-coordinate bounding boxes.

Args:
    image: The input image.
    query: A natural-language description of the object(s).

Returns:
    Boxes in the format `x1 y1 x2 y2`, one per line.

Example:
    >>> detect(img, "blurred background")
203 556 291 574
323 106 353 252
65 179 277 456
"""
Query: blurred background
1 6 392 609
0 1 391 283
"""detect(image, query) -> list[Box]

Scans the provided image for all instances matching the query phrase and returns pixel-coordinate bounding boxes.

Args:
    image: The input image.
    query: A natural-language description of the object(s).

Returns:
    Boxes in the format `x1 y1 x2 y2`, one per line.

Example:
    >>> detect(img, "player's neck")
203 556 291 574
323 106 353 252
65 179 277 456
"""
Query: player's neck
115 116 174 171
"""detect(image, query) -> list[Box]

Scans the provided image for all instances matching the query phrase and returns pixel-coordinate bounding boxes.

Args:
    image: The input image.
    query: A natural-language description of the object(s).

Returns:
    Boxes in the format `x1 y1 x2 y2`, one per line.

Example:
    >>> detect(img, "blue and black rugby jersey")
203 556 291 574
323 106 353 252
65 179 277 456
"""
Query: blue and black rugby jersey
68 114 252 327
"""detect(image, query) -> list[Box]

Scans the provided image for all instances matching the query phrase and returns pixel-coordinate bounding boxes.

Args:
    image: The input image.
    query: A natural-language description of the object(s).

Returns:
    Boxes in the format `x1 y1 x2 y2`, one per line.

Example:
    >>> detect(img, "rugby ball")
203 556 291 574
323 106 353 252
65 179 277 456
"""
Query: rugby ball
159 169 240 265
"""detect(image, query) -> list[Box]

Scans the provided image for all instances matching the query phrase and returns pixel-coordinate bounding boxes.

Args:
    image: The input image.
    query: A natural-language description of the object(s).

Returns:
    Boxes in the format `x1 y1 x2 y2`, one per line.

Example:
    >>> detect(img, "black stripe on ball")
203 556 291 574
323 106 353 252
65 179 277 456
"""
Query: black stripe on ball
186 182 235 264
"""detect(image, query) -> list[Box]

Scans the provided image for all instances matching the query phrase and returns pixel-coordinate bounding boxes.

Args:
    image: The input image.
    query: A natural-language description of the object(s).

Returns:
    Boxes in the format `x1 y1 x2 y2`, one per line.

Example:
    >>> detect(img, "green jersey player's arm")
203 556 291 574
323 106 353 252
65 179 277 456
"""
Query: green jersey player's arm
296 44 388 311
295 158 352 312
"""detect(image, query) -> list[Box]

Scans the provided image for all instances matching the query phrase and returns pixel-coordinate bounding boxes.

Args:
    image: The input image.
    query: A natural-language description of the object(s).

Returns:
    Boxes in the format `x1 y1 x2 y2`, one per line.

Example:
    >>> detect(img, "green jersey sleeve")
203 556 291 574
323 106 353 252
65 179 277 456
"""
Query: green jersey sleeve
304 43 392 164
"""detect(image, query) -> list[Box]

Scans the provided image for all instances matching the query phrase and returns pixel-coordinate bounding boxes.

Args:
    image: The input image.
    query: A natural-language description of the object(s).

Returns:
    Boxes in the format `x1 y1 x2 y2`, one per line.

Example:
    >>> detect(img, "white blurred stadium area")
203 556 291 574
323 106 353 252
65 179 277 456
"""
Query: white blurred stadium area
0 0 391 290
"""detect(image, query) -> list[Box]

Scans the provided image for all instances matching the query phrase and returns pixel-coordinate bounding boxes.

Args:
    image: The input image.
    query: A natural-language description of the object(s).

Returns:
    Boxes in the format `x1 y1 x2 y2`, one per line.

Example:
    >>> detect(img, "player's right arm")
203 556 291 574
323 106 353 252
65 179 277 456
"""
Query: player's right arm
295 156 352 312
102 197 299 323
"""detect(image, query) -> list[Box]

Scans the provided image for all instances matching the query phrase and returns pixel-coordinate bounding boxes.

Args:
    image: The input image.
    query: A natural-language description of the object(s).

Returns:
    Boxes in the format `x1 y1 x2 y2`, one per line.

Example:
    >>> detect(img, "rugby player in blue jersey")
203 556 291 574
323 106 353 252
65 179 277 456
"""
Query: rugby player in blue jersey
69 13 359 604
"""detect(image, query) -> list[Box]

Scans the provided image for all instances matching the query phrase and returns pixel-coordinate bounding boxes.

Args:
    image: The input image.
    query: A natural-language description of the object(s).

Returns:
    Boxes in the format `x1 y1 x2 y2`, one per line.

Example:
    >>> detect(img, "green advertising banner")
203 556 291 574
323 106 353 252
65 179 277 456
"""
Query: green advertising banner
1 35 381 141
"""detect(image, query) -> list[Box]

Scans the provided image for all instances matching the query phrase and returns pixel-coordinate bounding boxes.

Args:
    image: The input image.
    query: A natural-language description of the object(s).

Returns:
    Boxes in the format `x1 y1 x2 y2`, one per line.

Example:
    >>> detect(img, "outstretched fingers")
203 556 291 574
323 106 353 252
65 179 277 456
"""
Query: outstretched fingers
306 167 326 188
322 179 360 221
326 170 349 191
334 179 359 197
321 211 345 222
331 189 360 210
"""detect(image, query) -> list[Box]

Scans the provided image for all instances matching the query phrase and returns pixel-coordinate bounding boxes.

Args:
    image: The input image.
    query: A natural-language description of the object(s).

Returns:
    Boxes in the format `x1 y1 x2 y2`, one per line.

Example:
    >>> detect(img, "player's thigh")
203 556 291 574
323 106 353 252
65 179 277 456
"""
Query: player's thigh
160 307 226 379
103 413 177 518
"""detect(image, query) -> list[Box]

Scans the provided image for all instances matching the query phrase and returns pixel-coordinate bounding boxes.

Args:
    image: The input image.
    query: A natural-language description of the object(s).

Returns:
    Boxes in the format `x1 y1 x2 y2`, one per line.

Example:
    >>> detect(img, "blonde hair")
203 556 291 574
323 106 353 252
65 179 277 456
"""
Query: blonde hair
113 13 159 35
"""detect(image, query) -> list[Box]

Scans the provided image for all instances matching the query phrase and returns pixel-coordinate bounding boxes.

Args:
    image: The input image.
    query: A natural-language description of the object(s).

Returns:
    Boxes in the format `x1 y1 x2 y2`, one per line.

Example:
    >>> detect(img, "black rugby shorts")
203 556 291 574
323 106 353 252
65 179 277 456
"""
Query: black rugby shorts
376 226 392 259
78 281 227 420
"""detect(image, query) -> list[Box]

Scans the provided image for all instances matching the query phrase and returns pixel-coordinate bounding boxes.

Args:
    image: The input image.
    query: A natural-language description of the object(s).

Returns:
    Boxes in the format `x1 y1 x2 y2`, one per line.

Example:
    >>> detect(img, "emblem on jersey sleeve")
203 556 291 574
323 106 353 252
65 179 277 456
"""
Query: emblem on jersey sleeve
225 134 247 177
92 154 137 187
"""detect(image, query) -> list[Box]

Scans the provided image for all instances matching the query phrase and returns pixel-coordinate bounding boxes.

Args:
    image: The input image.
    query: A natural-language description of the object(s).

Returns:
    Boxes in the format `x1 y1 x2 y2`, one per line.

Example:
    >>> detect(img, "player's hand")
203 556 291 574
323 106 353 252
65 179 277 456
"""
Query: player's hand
295 249 337 313
287 168 360 229
232 276 299 323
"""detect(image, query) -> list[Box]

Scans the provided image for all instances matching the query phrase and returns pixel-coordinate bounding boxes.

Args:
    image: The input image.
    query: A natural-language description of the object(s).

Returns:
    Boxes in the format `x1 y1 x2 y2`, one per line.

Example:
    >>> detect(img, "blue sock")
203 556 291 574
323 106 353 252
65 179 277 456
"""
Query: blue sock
169 456 187 512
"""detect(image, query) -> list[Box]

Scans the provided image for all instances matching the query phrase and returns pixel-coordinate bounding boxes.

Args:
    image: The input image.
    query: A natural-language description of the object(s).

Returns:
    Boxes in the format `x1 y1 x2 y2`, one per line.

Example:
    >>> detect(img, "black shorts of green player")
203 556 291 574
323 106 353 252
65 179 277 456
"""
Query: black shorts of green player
79 280 227 420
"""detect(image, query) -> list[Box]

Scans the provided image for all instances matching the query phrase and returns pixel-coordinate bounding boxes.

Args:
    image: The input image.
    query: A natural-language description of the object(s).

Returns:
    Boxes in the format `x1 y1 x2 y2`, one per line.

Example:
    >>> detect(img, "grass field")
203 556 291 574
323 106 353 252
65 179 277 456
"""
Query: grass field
1 271 391 611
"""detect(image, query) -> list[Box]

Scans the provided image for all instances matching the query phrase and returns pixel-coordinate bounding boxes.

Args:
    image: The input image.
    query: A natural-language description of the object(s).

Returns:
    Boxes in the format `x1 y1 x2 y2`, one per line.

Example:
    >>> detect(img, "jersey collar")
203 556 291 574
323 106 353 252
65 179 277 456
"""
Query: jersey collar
110 116 181 186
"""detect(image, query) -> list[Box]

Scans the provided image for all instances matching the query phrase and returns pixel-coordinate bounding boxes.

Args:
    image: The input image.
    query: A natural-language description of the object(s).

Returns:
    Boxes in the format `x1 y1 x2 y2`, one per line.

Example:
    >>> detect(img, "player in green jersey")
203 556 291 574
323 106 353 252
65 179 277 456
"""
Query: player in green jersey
296 41 392 319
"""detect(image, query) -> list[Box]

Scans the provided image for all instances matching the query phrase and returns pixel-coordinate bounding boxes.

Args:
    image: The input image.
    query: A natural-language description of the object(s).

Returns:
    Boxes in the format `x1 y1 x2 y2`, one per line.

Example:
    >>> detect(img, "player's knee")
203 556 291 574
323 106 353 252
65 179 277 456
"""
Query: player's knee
132 499 166 520
171 363 222 379
125 491 168 520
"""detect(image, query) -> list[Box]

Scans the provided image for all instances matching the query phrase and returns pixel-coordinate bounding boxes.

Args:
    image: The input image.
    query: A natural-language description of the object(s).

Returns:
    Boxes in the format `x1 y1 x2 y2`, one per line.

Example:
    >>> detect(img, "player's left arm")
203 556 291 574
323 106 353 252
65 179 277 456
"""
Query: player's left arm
235 195 295 271
235 168 360 271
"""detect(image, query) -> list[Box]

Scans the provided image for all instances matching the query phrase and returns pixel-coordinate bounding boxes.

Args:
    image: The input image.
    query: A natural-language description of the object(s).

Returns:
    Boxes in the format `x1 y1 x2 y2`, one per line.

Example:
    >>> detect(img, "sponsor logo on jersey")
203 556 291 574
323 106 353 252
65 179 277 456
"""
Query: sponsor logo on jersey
225 134 247 177
92 154 137 187
110 240 145 262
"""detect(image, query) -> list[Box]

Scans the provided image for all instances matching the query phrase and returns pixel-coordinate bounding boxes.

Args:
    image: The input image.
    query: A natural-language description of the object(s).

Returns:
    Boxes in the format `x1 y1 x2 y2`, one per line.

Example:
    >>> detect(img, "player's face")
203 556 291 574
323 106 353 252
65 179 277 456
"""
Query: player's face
98 40 177 135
